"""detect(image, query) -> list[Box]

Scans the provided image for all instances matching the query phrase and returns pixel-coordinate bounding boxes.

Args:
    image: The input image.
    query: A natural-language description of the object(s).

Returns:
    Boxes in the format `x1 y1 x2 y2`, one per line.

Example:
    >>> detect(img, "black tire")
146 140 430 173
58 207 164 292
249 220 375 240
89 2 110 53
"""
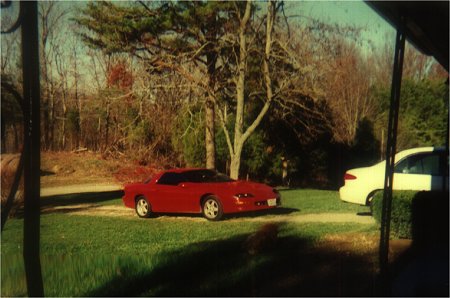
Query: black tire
202 196 223 221
135 196 151 218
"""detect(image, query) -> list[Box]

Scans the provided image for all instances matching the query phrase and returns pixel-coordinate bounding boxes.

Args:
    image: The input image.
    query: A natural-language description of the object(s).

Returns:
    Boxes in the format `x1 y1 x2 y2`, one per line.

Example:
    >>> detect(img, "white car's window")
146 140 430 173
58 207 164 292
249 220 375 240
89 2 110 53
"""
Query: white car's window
395 153 441 175
421 154 440 175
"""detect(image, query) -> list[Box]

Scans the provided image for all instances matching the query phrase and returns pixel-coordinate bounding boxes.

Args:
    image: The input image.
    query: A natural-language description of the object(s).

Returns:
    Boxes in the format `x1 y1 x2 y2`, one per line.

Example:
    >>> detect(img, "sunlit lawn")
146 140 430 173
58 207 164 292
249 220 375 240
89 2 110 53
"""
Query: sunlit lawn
1 189 376 296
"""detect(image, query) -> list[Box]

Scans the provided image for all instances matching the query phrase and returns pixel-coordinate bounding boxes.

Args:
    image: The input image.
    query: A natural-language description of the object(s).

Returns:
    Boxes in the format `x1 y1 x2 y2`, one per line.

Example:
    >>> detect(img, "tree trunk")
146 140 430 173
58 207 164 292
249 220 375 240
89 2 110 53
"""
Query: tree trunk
61 102 67 150
205 50 217 170
13 123 19 152
49 90 55 150
104 101 110 151
229 140 245 179
205 98 215 169
73 45 82 149
1 115 5 153
228 2 252 180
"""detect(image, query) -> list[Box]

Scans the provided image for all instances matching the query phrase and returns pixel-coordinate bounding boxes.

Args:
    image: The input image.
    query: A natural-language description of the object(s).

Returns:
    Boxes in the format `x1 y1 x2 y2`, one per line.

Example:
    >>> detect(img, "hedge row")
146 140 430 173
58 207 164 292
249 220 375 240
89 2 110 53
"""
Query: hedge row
372 190 448 240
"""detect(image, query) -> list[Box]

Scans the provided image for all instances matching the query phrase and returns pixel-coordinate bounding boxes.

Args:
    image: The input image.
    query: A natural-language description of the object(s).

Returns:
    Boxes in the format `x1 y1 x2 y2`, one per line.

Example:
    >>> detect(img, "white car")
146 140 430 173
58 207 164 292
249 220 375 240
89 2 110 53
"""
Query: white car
339 147 448 206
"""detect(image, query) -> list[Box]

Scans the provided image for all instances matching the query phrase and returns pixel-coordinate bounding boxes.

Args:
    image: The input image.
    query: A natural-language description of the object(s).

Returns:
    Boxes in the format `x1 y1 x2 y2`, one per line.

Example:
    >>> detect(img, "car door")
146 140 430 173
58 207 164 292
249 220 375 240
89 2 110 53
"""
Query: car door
153 172 186 212
394 152 443 191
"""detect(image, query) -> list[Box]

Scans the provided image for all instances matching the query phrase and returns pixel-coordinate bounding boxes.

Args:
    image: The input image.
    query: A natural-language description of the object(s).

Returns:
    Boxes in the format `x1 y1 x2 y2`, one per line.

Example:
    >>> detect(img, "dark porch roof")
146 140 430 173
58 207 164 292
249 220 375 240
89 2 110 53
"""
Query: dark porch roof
366 1 449 71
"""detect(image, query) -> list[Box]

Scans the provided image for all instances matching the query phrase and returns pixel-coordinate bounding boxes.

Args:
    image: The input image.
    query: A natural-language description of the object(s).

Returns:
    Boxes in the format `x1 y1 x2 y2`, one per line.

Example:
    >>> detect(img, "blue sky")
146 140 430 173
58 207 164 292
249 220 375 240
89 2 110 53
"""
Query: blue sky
295 0 389 28
285 0 396 50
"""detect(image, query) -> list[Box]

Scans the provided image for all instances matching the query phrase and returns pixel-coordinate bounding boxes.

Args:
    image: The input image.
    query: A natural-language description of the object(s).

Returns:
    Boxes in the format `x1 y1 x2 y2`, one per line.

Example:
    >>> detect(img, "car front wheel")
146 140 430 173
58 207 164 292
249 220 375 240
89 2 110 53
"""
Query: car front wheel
202 196 223 221
135 196 151 218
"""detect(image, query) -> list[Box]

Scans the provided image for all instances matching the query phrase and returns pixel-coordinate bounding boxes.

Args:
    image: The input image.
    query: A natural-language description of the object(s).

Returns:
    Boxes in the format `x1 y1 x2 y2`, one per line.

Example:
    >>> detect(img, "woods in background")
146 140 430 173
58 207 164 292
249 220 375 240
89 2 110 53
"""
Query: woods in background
1 1 448 187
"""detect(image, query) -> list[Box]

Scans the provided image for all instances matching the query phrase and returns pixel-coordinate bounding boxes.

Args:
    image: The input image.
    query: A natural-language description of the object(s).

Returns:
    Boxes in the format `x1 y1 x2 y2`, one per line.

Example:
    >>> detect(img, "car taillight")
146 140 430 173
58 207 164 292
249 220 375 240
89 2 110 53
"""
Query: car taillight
344 173 357 180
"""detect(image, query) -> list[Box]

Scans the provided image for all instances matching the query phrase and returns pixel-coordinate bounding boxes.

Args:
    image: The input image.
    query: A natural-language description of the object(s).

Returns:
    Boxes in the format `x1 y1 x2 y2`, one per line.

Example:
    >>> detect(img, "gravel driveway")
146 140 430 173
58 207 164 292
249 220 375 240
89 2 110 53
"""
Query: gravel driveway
40 183 122 197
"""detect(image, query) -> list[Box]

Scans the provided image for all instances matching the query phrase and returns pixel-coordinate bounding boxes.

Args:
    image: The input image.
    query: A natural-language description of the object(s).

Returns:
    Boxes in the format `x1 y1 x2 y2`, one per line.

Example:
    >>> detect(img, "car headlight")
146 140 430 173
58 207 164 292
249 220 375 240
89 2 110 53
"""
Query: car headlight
233 193 254 199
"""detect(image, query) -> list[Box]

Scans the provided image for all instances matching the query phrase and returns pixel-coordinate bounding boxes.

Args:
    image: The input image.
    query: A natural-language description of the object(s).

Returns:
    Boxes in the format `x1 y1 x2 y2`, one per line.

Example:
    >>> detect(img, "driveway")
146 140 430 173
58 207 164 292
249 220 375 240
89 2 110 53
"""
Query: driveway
39 184 375 225
40 183 122 197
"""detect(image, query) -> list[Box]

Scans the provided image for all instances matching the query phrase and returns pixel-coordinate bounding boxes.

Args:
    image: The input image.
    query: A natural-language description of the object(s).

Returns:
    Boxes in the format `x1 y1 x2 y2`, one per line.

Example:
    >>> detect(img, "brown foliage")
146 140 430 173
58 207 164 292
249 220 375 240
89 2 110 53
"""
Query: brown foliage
1 154 23 216
107 61 133 90
113 164 162 185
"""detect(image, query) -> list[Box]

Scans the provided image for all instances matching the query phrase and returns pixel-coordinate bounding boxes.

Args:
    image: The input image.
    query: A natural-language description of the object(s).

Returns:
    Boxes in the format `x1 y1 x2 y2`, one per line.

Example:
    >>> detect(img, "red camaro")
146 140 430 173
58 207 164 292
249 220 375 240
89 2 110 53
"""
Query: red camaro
122 168 281 220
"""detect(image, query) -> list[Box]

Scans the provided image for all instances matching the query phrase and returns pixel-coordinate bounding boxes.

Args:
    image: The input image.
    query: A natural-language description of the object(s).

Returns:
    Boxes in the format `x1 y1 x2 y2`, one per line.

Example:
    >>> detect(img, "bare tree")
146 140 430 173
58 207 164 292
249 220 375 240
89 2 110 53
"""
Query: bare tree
326 40 376 144
217 1 329 179
215 1 278 179
38 1 69 150
1 14 23 153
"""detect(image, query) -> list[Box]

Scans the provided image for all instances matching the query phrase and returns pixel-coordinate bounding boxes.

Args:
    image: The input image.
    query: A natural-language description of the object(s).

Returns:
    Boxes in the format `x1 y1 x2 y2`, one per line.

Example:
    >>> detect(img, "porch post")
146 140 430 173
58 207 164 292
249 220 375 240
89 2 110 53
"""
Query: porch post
21 1 45 296
378 26 406 294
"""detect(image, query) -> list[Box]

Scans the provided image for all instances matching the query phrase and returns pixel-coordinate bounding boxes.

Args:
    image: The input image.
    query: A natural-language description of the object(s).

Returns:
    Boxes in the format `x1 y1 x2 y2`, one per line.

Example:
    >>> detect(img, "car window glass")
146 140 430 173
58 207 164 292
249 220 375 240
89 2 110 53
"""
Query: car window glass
157 172 185 185
395 153 440 175
184 170 233 183
421 154 440 175
184 170 212 183
395 159 409 173
408 155 424 174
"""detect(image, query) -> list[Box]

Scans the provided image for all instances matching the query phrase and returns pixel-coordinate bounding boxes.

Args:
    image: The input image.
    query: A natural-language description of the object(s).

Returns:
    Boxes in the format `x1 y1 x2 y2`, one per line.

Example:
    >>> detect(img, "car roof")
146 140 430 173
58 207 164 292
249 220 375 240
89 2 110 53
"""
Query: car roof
162 168 212 174
396 146 445 161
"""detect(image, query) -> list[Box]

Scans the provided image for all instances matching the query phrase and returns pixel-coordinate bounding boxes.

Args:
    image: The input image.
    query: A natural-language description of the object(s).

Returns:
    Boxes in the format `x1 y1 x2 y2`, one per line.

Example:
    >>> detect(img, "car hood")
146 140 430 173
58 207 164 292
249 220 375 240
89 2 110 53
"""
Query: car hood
229 180 273 191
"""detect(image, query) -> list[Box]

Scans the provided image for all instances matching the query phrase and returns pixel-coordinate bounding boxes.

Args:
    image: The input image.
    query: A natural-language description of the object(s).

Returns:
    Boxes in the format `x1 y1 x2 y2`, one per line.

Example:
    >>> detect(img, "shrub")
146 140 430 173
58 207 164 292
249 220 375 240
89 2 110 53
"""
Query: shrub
372 190 448 240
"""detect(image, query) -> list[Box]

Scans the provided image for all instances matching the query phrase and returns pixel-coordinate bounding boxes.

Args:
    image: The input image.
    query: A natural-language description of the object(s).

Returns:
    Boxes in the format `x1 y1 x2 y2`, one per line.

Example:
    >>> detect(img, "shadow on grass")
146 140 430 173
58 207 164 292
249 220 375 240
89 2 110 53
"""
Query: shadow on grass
11 191 124 218
389 191 449 296
40 190 124 208
86 224 376 296
40 205 105 215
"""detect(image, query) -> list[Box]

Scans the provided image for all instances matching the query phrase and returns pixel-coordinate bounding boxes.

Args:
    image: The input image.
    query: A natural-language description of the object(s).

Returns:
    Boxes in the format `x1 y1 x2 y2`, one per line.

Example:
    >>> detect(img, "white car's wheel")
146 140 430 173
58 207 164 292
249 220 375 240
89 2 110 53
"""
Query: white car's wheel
135 196 151 218
202 196 223 221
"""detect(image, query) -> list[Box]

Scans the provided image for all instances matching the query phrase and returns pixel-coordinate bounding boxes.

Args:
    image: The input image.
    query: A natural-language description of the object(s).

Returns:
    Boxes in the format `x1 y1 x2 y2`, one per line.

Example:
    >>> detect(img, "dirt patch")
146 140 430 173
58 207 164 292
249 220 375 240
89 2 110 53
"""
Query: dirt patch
228 213 376 225
321 233 379 255
41 151 122 187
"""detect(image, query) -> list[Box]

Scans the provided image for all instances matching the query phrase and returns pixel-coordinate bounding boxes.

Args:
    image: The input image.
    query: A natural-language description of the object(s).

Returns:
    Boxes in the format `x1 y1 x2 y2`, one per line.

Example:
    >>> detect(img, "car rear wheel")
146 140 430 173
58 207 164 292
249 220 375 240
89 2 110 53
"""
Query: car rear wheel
135 196 151 218
202 196 223 221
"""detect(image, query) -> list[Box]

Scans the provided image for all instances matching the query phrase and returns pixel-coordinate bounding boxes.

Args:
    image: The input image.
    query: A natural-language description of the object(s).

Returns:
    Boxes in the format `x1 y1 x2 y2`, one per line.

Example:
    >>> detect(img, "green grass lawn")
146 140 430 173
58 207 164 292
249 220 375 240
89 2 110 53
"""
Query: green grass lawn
1 189 377 296
281 188 369 214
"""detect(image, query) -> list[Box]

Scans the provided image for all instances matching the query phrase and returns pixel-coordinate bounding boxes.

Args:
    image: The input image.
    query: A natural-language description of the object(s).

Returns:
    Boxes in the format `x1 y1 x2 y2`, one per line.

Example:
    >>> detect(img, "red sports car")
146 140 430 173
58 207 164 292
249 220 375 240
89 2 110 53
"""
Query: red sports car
122 168 281 220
